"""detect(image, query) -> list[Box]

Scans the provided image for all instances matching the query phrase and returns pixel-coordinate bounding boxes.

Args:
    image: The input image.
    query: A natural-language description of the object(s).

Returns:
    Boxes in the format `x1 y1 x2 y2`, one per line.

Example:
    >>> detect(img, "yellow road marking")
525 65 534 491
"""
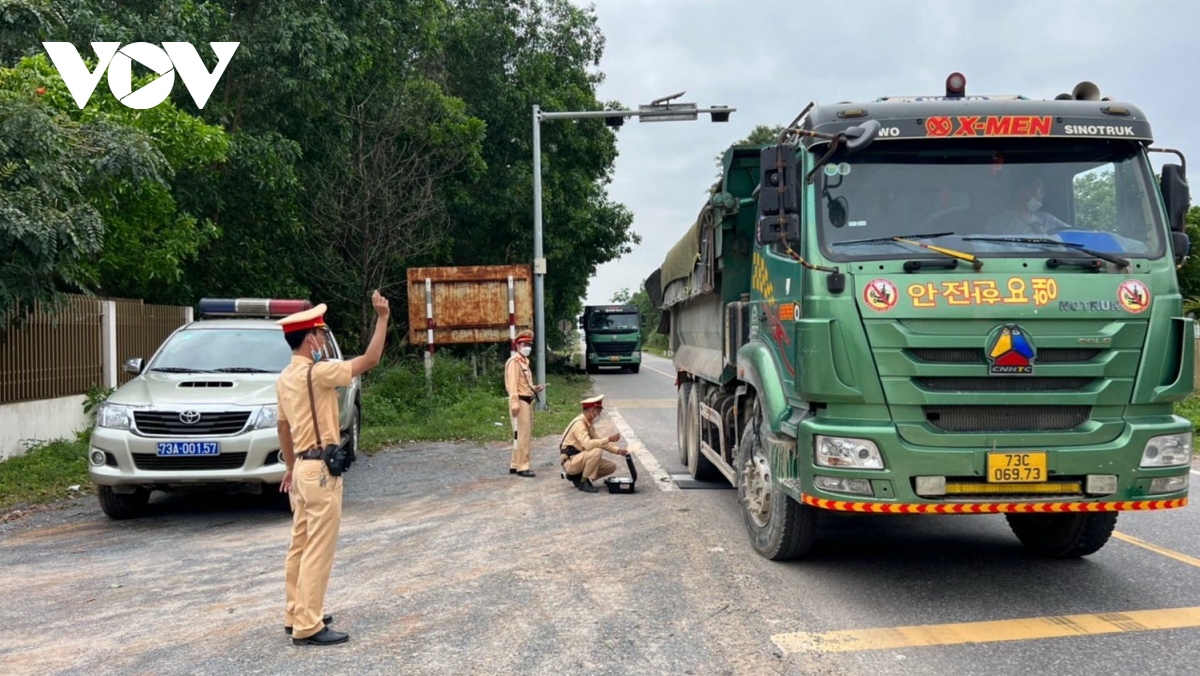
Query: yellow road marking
606 399 676 409
1113 531 1200 568
771 606 1200 654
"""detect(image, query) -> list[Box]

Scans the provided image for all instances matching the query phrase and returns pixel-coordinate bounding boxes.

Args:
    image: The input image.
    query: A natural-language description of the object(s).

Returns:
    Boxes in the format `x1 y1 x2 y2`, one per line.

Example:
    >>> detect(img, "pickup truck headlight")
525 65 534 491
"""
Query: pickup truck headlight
97 403 135 430
252 405 278 430
1140 433 1192 467
815 435 885 470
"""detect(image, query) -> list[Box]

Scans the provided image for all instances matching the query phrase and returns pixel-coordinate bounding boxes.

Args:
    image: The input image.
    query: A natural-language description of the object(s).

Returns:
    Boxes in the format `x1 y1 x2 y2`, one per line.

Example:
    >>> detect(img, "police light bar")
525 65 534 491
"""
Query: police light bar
198 298 312 318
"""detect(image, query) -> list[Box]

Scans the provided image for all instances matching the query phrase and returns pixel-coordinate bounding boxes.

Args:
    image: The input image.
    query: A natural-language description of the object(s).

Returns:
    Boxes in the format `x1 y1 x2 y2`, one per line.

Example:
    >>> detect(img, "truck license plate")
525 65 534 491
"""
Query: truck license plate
986 452 1046 482
156 441 220 457
609 356 621 362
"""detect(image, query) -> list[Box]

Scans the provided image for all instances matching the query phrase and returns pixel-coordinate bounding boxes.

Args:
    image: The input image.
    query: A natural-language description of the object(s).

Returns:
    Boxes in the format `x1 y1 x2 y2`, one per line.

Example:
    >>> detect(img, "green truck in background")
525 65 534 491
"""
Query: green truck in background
580 304 643 374
645 73 1194 561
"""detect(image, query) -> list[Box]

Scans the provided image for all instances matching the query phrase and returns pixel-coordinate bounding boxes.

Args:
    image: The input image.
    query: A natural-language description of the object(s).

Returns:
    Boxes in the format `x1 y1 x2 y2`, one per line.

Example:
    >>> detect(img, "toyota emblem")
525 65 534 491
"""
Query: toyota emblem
179 410 202 425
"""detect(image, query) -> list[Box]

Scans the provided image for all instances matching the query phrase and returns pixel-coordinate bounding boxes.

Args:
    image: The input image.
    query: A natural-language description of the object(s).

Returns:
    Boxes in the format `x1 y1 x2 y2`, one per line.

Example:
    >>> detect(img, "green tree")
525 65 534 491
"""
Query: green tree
715 124 785 175
1072 169 1117 232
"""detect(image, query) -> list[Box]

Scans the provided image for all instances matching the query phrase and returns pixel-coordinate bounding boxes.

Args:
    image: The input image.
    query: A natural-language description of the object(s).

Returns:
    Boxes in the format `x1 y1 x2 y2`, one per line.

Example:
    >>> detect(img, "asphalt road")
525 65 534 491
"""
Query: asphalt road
2 352 1200 675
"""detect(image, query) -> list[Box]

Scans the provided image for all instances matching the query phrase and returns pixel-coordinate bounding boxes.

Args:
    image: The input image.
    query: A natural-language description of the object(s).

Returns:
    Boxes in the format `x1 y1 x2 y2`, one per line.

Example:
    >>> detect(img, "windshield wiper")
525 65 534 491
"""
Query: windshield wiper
150 367 214 373
832 231 982 270
212 367 274 373
833 231 955 247
961 236 1129 269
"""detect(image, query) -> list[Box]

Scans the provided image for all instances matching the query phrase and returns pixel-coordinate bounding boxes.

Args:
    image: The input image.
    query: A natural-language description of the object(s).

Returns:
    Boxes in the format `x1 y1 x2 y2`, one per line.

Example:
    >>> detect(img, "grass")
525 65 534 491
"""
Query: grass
358 354 593 451
0 435 90 513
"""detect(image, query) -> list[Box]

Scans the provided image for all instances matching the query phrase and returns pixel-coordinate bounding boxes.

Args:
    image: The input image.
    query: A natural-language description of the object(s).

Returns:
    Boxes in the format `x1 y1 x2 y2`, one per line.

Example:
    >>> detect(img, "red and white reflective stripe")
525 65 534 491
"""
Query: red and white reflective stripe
425 278 435 355
507 275 516 341
801 494 1187 514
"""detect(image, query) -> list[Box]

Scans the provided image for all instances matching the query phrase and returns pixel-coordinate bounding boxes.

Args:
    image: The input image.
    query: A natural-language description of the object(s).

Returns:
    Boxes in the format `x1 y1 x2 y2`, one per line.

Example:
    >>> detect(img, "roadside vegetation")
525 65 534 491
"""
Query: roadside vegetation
1 354 592 512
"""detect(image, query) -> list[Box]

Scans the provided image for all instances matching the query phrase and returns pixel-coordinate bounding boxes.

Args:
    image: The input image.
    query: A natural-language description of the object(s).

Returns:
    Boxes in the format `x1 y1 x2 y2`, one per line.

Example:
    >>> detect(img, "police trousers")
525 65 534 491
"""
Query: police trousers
561 447 616 482
284 458 343 640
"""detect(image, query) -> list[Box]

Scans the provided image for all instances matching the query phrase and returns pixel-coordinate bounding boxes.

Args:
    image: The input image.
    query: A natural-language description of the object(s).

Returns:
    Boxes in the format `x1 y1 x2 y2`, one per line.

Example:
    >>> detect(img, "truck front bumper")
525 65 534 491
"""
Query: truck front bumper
787 415 1192 512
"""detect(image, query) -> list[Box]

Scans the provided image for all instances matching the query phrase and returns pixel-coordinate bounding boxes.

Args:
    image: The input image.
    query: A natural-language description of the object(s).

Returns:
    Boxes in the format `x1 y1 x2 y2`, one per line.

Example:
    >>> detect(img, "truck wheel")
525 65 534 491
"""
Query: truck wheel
1005 512 1118 558
686 386 721 482
97 486 151 520
737 406 817 560
586 364 598 375
677 383 693 465
629 364 640 374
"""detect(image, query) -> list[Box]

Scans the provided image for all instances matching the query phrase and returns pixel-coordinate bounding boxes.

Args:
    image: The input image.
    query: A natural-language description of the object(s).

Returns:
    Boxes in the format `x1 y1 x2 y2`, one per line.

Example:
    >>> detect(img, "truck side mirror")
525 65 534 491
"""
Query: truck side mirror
1172 231 1191 262
758 144 799 244
1160 163 1190 232
578 317 585 329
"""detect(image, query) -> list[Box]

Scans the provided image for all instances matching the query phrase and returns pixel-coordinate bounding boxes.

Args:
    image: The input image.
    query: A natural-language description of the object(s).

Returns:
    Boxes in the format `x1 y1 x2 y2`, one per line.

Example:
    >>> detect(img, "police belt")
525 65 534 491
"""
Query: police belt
561 445 581 458
298 448 324 460
519 395 534 404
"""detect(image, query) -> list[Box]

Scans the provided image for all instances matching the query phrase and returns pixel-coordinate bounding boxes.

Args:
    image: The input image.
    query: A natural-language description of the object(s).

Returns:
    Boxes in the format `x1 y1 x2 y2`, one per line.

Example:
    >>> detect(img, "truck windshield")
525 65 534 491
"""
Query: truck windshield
149 328 292 373
816 138 1166 262
588 313 639 332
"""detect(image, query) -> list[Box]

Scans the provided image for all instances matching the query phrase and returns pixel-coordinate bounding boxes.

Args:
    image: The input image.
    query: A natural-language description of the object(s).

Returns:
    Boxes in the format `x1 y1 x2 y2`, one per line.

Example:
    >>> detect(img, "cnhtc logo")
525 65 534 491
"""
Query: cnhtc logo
42 42 239 110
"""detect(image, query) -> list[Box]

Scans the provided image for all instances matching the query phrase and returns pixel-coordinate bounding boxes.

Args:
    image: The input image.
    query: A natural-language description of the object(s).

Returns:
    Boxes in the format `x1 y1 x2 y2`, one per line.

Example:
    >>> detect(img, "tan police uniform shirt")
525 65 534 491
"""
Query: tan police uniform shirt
504 355 535 409
559 414 619 455
276 356 354 451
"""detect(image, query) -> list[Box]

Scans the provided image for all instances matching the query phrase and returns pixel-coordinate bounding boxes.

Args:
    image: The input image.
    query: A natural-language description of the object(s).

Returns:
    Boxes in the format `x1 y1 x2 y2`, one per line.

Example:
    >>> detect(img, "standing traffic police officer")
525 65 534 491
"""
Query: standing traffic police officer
275 291 390 646
559 395 629 493
505 329 543 477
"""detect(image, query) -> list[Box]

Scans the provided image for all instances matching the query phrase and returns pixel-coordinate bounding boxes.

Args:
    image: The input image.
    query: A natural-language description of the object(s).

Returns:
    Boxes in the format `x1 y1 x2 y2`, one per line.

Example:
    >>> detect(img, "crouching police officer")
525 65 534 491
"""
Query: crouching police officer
559 395 629 493
275 290 390 646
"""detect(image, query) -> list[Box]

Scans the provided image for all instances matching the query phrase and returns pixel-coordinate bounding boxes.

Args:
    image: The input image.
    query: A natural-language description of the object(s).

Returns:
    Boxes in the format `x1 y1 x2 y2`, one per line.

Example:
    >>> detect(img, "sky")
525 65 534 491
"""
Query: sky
579 0 1200 306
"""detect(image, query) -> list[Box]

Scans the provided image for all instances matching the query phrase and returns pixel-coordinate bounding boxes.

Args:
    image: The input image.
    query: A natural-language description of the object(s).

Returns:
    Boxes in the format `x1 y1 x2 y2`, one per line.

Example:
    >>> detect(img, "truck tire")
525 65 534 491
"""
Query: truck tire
737 405 817 560
1005 512 1118 558
686 385 722 482
629 364 641 374
677 383 693 465
97 486 151 520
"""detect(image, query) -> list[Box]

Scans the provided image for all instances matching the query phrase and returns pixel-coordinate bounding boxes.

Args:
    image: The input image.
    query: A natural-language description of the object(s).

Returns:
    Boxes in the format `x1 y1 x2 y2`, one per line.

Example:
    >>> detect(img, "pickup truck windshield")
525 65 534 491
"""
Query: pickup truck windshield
817 138 1166 262
588 313 639 332
149 328 292 373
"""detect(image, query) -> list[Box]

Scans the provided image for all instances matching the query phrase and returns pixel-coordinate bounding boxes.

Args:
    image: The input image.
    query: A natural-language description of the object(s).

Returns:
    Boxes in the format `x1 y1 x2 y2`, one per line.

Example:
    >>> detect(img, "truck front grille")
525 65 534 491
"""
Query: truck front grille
909 348 1100 364
917 377 1093 392
134 411 251 436
923 405 1090 432
592 342 634 357
132 453 249 471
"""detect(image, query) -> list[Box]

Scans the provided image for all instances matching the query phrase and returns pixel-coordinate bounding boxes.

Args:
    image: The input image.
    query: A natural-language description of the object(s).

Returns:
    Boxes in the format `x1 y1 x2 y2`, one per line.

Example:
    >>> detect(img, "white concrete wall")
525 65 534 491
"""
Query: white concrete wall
0 395 90 461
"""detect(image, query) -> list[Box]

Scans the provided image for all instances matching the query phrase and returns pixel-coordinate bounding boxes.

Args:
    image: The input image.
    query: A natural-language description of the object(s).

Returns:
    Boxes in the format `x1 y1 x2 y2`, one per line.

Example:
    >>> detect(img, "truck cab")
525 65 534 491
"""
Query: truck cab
651 74 1193 560
580 304 643 374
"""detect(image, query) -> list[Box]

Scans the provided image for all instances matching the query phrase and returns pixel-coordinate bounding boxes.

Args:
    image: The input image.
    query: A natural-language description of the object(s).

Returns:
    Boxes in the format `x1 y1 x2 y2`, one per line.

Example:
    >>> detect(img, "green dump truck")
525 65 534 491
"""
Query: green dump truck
645 74 1194 560
580 304 643 374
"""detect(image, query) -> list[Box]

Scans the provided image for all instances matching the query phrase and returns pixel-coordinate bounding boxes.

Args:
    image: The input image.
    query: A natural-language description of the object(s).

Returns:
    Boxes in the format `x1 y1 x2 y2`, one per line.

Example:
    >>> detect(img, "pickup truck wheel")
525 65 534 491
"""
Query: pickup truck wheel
686 386 721 482
1005 512 1117 558
97 486 151 520
677 383 693 465
737 405 817 560
344 405 361 466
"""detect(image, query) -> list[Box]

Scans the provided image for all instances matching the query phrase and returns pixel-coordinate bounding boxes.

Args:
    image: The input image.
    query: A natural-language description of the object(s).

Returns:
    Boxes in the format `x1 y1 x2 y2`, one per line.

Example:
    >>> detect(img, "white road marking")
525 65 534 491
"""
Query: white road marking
608 408 678 492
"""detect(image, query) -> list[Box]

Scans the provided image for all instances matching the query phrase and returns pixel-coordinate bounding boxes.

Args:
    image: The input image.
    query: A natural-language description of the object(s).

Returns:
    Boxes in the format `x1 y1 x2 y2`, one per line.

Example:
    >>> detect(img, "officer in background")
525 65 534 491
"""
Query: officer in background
505 329 543 477
559 394 629 493
275 291 390 646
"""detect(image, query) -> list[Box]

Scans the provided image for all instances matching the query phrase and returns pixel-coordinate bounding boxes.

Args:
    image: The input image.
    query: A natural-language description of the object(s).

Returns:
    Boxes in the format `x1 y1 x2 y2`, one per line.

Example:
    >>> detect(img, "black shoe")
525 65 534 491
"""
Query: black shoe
565 473 583 487
509 468 517 474
516 470 535 477
285 614 332 635
292 626 349 646
578 478 599 493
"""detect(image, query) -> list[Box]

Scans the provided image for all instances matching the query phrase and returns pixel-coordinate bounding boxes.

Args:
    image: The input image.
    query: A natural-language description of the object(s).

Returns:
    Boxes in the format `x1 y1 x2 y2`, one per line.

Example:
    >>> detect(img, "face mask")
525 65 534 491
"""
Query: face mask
309 336 324 363
1026 197 1042 213
519 345 532 357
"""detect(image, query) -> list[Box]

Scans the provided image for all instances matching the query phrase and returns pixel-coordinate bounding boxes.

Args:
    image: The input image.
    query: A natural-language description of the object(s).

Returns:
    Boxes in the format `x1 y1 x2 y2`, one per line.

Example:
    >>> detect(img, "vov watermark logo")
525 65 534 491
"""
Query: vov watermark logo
42 42 239 110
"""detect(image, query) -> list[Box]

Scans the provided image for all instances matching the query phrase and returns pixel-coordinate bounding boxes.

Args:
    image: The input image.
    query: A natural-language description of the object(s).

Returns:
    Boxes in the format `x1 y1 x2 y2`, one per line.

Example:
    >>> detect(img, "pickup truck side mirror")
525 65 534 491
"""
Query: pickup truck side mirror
123 358 144 376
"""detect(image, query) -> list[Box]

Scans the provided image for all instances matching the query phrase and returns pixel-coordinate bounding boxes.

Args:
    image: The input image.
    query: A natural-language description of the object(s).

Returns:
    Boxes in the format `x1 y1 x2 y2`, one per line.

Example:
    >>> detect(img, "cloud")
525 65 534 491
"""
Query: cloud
580 0 1200 305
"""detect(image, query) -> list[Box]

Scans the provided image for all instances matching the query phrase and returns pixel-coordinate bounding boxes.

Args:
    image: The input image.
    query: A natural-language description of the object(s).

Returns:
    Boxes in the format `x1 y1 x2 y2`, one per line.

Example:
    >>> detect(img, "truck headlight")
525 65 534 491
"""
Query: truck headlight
1140 433 1192 468
815 436 885 470
632 351 641 359
97 403 135 430
252 405 278 430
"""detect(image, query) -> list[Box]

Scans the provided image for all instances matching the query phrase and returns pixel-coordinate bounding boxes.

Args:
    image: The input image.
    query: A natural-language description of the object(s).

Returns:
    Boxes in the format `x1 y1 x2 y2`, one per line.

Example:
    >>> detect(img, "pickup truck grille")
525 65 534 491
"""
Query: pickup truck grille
134 411 251 436
923 405 1090 432
132 453 249 471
